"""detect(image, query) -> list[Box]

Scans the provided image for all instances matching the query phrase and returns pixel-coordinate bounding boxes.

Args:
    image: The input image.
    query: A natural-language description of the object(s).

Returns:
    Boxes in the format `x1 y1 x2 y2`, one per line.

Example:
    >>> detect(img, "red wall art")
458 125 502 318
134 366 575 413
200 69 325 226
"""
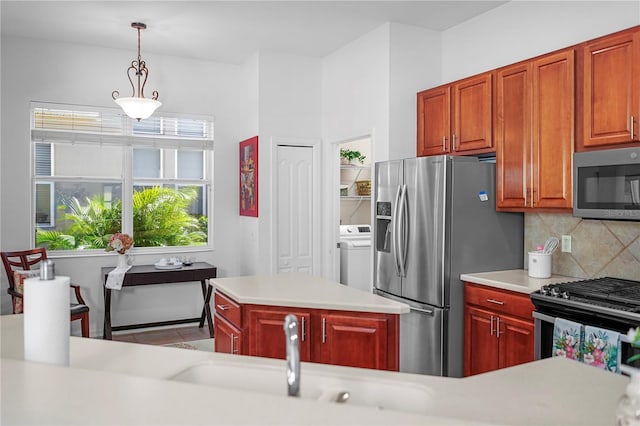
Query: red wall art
239 136 258 217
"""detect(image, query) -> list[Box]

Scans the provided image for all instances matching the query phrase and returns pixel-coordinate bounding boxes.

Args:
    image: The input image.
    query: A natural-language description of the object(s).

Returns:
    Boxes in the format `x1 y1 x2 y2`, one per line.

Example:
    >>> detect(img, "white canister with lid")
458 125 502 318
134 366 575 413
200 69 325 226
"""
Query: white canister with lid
528 251 552 278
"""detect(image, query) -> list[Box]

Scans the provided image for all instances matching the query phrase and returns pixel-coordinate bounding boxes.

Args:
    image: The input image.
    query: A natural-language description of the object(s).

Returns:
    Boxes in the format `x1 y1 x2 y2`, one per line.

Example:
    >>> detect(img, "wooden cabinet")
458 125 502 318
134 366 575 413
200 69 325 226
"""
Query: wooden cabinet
317 313 388 370
214 290 399 371
417 73 494 157
213 291 243 355
496 50 574 211
248 307 312 361
578 28 640 150
214 313 243 355
465 305 500 374
417 86 450 156
464 282 535 377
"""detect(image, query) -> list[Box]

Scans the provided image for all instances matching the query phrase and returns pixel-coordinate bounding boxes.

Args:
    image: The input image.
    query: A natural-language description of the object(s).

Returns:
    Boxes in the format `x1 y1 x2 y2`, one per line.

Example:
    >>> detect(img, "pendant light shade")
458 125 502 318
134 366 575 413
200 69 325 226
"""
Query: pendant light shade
114 97 161 121
112 22 161 121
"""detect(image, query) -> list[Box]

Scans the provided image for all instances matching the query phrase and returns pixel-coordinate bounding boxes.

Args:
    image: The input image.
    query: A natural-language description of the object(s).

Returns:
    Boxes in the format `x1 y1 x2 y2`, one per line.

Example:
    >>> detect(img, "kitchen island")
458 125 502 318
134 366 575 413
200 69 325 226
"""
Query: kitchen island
0 314 628 425
209 273 408 370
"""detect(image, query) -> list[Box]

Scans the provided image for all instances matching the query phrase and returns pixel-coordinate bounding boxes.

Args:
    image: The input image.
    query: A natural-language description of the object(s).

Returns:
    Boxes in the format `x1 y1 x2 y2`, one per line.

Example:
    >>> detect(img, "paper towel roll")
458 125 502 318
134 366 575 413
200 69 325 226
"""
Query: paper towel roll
23 275 70 366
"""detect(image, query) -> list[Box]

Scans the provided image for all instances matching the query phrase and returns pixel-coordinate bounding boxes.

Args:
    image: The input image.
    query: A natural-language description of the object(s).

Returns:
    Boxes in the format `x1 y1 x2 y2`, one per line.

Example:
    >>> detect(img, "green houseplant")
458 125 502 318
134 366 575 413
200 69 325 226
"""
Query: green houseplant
340 148 366 165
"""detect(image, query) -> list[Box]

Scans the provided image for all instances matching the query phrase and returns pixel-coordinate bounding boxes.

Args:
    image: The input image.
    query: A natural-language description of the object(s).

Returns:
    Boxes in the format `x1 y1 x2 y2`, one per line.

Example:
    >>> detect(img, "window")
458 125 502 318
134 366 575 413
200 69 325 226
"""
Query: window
31 103 214 252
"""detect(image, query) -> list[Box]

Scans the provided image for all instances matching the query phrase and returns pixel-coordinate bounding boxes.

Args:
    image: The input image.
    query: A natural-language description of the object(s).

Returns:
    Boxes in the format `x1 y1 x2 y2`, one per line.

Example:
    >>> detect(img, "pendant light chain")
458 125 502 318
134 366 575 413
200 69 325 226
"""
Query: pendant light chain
111 22 161 121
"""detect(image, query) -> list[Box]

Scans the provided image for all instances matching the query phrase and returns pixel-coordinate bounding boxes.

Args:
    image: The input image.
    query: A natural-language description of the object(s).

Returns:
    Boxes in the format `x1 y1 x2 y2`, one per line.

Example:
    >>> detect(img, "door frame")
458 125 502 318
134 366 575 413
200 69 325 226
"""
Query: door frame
329 132 374 282
271 136 321 274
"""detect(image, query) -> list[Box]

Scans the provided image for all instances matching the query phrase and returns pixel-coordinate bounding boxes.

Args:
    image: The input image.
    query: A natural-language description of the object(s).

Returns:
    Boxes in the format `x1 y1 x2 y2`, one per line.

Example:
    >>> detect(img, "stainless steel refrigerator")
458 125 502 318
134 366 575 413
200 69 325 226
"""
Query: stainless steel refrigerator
373 155 523 377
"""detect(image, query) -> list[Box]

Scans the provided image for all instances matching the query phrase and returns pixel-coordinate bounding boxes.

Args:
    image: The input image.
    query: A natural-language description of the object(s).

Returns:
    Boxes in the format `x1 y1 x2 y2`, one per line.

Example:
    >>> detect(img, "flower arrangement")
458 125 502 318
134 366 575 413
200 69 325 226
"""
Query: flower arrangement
106 233 134 254
627 327 640 363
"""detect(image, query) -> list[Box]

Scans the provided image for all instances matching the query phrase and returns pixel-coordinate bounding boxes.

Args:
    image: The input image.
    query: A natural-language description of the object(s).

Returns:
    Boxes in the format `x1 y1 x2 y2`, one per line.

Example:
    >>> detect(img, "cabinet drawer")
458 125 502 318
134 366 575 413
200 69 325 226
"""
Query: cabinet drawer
464 283 533 320
214 291 242 327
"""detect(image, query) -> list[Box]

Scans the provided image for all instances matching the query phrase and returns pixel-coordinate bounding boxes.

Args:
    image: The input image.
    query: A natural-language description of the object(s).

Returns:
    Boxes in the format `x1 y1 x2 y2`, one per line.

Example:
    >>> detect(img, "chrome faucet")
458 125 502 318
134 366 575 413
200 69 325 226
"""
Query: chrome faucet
283 314 300 397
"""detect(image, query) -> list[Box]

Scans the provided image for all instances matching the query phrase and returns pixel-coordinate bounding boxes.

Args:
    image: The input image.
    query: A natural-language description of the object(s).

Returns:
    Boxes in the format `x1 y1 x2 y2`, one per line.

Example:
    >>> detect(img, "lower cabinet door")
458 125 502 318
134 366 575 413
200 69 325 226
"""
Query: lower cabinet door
498 314 535 369
248 308 311 361
464 305 500 376
319 313 388 370
214 313 242 355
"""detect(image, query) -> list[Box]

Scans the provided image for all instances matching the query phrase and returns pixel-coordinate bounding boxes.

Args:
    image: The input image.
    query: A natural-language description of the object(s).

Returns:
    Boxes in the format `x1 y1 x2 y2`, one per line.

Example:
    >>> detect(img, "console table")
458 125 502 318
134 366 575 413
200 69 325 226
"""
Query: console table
102 262 217 340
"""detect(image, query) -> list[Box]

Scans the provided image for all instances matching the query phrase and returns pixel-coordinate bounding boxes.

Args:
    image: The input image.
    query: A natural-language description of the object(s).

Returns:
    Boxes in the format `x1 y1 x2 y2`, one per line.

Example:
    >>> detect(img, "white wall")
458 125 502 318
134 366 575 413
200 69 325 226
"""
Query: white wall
0 36 248 335
321 24 390 278
442 0 640 82
388 23 441 161
255 51 323 275
321 23 440 277
237 53 260 276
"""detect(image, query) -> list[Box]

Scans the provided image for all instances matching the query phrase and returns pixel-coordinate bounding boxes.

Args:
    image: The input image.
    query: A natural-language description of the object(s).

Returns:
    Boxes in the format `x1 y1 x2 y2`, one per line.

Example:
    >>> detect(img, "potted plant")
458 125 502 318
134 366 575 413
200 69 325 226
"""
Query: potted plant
340 148 366 165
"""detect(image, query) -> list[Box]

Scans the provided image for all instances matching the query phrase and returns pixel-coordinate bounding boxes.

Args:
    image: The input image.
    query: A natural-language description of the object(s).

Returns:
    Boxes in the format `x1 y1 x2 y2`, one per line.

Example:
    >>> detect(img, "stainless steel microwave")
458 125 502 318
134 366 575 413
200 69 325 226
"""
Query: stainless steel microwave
573 147 640 221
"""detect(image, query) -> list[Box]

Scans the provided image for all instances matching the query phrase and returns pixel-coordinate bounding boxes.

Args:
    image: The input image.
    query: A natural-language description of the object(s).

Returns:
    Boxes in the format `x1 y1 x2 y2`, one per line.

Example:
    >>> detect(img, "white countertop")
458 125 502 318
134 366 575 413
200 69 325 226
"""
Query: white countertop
0 314 629 425
460 269 579 294
210 272 410 314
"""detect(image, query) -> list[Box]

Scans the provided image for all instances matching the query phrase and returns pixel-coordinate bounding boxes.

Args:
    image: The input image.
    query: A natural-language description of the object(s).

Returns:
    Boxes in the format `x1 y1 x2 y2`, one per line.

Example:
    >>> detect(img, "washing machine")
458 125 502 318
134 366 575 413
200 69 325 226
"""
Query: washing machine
339 224 372 293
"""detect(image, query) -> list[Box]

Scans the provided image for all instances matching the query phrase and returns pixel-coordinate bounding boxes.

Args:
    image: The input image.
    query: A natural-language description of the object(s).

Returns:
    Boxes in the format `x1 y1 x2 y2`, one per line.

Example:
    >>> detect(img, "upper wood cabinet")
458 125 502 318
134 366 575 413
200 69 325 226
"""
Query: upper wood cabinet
578 29 640 150
417 86 450 156
496 50 574 211
417 73 494 157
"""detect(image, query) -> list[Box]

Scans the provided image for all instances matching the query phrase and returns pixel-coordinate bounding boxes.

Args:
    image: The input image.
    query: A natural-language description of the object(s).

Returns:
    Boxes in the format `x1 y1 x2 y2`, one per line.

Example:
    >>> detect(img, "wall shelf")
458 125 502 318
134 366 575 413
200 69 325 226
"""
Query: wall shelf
340 196 371 200
340 162 371 223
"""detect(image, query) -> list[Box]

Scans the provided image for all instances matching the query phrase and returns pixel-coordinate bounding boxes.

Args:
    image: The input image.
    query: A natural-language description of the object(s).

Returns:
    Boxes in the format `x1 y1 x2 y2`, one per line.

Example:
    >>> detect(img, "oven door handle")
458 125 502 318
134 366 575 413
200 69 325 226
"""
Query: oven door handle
532 311 555 324
532 310 633 343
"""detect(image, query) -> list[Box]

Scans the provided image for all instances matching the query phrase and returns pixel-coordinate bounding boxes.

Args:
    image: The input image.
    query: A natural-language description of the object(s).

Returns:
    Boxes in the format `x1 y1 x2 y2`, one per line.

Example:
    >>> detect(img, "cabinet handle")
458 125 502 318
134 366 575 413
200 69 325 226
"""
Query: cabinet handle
322 317 326 343
452 134 457 150
490 315 495 336
231 334 238 354
631 116 636 140
496 317 502 338
442 136 447 151
216 304 229 311
486 298 504 305
301 316 306 342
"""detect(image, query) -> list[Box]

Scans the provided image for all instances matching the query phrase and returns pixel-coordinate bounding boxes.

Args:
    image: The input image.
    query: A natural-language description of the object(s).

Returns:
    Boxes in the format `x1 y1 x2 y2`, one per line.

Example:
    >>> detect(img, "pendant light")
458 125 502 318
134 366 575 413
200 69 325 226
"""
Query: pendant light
112 22 161 121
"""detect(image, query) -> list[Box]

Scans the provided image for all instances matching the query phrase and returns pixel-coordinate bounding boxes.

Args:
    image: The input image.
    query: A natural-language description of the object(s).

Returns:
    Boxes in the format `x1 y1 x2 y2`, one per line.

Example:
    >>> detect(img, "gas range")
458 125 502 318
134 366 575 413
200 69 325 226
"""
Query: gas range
530 277 640 323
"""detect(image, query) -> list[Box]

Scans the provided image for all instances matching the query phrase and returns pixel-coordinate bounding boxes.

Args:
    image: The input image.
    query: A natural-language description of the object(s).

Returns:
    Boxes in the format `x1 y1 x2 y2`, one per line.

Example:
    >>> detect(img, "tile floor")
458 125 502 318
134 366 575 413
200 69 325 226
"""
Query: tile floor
112 325 211 346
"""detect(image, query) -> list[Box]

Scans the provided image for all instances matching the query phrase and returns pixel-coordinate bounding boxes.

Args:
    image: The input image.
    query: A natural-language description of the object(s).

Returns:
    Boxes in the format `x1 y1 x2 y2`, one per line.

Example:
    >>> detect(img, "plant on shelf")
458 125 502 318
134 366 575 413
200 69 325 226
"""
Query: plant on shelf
340 148 366 165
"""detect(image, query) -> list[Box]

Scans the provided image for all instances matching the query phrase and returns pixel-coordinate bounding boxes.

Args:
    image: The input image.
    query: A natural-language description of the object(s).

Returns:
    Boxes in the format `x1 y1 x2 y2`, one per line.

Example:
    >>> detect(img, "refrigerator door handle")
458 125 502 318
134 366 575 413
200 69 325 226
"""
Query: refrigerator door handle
409 305 435 316
398 184 408 277
391 185 402 276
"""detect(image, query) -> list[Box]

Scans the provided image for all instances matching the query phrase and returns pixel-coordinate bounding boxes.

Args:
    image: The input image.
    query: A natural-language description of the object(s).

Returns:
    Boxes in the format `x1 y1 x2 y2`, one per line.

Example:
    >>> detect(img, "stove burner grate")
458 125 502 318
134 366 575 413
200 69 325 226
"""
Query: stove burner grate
537 277 640 311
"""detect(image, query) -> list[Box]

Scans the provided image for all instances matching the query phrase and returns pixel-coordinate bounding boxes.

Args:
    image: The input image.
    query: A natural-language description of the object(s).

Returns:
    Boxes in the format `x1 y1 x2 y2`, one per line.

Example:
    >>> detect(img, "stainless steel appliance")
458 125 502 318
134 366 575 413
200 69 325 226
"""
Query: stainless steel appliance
573 147 640 220
531 277 640 365
339 224 372 293
373 155 524 377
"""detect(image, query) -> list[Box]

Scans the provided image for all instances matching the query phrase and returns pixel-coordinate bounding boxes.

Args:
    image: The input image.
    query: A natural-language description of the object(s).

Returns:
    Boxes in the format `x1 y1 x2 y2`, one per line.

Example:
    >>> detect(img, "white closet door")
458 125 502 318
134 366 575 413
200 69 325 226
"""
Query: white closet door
276 145 314 274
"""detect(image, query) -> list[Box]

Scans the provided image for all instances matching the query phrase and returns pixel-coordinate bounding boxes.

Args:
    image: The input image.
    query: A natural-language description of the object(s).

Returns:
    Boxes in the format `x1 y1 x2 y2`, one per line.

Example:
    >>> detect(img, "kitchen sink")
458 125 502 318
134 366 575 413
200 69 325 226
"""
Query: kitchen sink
168 360 434 415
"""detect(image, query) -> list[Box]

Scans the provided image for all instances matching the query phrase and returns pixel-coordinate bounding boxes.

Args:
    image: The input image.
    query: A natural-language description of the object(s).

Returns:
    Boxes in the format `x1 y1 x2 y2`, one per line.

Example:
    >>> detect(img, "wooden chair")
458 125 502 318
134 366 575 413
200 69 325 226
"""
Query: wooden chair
1 248 90 337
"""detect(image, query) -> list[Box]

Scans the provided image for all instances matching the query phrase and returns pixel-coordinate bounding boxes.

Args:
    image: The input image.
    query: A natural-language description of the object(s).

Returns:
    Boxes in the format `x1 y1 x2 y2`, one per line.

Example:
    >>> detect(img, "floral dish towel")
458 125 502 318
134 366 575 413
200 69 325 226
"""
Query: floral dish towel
552 317 583 361
583 326 621 373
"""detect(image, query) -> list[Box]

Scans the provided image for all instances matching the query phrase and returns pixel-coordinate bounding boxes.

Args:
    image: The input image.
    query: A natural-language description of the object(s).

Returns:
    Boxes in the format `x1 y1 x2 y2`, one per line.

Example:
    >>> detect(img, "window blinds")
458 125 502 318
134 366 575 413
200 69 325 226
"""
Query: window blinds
30 102 214 150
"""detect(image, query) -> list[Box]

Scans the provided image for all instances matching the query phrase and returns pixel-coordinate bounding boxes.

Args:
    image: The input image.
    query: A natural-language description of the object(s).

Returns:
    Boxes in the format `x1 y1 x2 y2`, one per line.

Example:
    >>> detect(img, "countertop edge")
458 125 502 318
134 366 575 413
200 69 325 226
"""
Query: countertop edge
210 274 410 314
461 269 579 294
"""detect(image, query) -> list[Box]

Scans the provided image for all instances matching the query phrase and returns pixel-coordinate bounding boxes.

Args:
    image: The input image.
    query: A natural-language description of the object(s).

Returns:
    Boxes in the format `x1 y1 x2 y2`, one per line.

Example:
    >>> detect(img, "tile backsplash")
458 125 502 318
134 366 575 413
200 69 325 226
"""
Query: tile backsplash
524 213 640 281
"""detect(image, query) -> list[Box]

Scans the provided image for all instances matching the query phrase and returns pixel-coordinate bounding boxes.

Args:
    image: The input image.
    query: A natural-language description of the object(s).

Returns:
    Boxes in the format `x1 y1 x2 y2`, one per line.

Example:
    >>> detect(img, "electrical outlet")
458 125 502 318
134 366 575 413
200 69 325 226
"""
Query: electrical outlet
561 235 572 253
